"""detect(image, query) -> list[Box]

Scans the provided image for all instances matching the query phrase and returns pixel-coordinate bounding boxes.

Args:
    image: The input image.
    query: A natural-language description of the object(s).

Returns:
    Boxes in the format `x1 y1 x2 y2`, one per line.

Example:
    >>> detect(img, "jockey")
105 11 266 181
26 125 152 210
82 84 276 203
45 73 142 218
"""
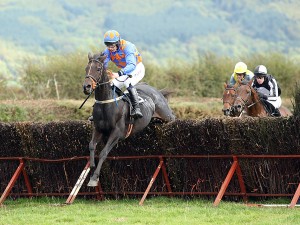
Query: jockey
252 65 282 116
102 30 144 119
229 62 254 85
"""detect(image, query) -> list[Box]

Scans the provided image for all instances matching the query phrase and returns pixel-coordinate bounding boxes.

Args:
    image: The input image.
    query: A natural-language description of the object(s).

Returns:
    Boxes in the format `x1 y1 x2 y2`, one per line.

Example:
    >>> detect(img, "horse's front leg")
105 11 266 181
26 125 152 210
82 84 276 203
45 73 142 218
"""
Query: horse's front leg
89 128 102 168
87 130 122 187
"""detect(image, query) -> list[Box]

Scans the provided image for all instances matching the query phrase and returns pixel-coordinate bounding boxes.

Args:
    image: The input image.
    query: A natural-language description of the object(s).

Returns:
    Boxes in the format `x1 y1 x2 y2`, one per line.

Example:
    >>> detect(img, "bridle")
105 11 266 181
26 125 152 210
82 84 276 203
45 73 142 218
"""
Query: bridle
235 84 261 110
85 59 110 88
222 87 237 116
83 58 122 105
222 87 236 107
235 86 251 106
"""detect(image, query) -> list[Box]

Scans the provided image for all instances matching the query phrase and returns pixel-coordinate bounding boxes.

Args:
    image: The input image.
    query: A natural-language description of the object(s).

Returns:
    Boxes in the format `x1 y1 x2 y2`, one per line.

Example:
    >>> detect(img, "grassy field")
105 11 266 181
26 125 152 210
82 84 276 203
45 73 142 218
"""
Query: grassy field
0 97 223 122
0 97 294 122
0 197 299 225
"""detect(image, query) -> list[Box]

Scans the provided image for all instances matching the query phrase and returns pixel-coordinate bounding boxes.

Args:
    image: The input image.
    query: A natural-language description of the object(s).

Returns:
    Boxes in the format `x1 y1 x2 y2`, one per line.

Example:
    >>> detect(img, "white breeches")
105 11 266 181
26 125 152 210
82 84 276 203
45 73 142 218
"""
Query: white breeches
112 62 145 89
267 96 282 109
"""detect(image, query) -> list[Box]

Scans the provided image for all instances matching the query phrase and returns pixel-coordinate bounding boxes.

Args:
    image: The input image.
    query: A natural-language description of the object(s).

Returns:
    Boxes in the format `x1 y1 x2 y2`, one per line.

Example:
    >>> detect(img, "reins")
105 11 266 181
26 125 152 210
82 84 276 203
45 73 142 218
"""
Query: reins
80 59 114 108
235 85 263 117
246 86 262 109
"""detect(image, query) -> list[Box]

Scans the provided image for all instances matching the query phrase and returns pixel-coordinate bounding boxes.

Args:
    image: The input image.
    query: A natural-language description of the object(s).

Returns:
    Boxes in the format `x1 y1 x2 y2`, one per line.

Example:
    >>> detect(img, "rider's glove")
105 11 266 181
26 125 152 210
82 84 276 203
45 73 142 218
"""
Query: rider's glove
118 70 124 76
258 92 268 100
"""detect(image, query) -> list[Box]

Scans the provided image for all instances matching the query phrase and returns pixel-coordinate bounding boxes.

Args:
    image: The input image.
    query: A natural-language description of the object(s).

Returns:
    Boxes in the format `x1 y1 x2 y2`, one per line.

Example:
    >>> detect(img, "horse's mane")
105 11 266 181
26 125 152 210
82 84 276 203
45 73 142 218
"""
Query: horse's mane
241 79 249 85
250 86 261 102
226 84 234 88
239 80 261 102
91 52 106 61
226 81 240 89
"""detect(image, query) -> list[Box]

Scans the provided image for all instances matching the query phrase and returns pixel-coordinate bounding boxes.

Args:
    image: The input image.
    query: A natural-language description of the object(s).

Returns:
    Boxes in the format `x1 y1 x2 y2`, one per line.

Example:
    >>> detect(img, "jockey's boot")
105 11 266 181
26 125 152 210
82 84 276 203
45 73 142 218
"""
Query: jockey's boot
127 86 143 119
273 108 281 117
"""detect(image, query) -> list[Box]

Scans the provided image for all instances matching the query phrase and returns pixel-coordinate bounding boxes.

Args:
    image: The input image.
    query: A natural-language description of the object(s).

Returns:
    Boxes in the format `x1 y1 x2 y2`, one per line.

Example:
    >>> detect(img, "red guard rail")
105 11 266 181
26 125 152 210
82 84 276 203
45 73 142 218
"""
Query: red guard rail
0 155 299 208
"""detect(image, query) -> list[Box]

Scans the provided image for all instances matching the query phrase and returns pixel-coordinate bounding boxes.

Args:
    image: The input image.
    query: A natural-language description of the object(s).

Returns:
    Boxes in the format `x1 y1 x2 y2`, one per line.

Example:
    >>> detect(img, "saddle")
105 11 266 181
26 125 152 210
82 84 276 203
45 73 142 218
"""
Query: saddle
112 87 145 117
260 99 281 117
113 87 145 104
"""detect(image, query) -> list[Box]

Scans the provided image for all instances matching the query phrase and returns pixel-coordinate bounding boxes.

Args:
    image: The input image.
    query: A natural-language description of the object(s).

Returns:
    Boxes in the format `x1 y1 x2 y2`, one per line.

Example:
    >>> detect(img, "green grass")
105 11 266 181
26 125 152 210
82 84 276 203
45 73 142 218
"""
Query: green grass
0 96 294 122
0 104 28 122
0 197 299 225
0 99 94 122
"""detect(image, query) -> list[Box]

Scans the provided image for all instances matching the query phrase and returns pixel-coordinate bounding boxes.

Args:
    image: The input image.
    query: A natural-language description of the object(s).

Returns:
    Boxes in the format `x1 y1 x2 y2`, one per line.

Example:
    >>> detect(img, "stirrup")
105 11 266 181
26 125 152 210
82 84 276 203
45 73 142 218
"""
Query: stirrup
131 108 143 119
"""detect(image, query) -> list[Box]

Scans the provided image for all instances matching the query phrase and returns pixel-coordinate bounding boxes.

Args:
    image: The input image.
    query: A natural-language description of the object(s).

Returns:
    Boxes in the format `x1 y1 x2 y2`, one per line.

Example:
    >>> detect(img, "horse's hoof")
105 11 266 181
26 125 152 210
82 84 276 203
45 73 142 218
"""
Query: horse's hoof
87 178 99 187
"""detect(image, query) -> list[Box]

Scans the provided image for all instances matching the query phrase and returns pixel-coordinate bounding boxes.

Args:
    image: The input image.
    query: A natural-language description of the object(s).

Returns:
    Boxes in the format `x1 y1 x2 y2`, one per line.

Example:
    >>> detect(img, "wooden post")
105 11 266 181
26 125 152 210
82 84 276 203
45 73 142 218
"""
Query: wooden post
213 158 238 207
0 159 25 205
65 161 90 204
139 159 164 206
289 183 300 208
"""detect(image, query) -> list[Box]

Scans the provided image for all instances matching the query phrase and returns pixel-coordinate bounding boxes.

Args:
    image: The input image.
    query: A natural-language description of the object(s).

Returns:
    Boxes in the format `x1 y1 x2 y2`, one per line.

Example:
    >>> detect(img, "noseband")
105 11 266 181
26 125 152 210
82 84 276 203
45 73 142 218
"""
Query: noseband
222 87 236 107
84 58 122 105
235 84 262 110
235 85 252 107
85 59 110 88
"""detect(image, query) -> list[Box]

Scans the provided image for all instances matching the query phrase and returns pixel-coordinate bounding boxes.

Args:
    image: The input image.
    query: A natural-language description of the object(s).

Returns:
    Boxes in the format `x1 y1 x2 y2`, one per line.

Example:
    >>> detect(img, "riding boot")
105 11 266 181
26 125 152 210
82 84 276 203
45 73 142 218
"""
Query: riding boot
273 108 281 117
127 86 143 119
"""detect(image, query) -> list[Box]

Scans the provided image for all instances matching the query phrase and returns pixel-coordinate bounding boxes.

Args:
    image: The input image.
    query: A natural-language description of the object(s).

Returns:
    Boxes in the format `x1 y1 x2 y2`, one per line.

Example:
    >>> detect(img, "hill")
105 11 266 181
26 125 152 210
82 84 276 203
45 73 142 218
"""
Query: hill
1 0 300 79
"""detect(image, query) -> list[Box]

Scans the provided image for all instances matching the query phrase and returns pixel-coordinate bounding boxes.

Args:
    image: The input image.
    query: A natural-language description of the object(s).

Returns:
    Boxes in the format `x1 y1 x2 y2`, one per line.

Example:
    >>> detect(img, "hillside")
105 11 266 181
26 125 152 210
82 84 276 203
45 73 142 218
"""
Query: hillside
1 0 300 79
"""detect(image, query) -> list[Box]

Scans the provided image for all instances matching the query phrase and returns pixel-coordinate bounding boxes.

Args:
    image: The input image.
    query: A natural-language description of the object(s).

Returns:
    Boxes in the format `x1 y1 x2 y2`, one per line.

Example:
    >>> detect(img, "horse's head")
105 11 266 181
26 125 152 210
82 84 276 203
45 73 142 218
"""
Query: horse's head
82 52 107 95
233 79 254 114
222 83 237 116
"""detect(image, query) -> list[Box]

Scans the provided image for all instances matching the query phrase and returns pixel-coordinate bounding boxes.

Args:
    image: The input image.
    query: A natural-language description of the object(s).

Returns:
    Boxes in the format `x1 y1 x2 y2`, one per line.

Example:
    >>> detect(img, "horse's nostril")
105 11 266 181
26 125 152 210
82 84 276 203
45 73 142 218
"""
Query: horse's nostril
222 108 231 116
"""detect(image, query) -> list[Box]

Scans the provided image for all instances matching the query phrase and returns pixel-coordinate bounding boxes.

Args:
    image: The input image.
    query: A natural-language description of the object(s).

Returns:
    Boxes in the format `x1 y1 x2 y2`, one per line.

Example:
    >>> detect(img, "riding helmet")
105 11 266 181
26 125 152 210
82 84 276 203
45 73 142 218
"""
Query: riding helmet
234 62 247 74
104 30 120 46
254 65 267 77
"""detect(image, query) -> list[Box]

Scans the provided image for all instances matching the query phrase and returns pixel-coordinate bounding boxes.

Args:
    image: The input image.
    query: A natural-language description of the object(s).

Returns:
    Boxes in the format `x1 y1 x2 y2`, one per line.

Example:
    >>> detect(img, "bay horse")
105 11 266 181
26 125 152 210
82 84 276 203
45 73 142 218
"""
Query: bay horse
82 52 176 187
222 82 247 117
233 80 292 117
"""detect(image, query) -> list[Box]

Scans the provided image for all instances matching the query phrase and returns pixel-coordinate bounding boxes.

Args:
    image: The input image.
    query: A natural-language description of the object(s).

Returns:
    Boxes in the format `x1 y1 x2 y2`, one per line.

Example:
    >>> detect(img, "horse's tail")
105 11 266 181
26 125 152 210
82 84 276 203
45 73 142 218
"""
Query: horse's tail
160 88 175 101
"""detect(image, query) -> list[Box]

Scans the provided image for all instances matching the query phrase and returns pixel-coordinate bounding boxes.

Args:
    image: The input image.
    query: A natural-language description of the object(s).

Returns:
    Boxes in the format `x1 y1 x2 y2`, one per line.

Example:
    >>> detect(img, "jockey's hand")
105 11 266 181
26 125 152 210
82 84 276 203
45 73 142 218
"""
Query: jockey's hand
111 72 119 79
106 70 119 82
92 81 96 89
258 92 268 100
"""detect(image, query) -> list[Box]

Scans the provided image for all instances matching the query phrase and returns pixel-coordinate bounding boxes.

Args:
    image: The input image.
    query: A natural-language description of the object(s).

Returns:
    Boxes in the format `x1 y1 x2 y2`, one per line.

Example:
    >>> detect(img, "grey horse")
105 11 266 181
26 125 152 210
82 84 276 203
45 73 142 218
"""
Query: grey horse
82 52 176 186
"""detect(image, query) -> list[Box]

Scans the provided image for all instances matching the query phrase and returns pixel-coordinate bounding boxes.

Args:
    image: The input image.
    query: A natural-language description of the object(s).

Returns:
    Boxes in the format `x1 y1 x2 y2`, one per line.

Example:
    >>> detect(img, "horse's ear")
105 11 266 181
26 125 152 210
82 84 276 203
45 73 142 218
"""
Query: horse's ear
223 82 227 89
100 52 107 61
88 52 93 60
